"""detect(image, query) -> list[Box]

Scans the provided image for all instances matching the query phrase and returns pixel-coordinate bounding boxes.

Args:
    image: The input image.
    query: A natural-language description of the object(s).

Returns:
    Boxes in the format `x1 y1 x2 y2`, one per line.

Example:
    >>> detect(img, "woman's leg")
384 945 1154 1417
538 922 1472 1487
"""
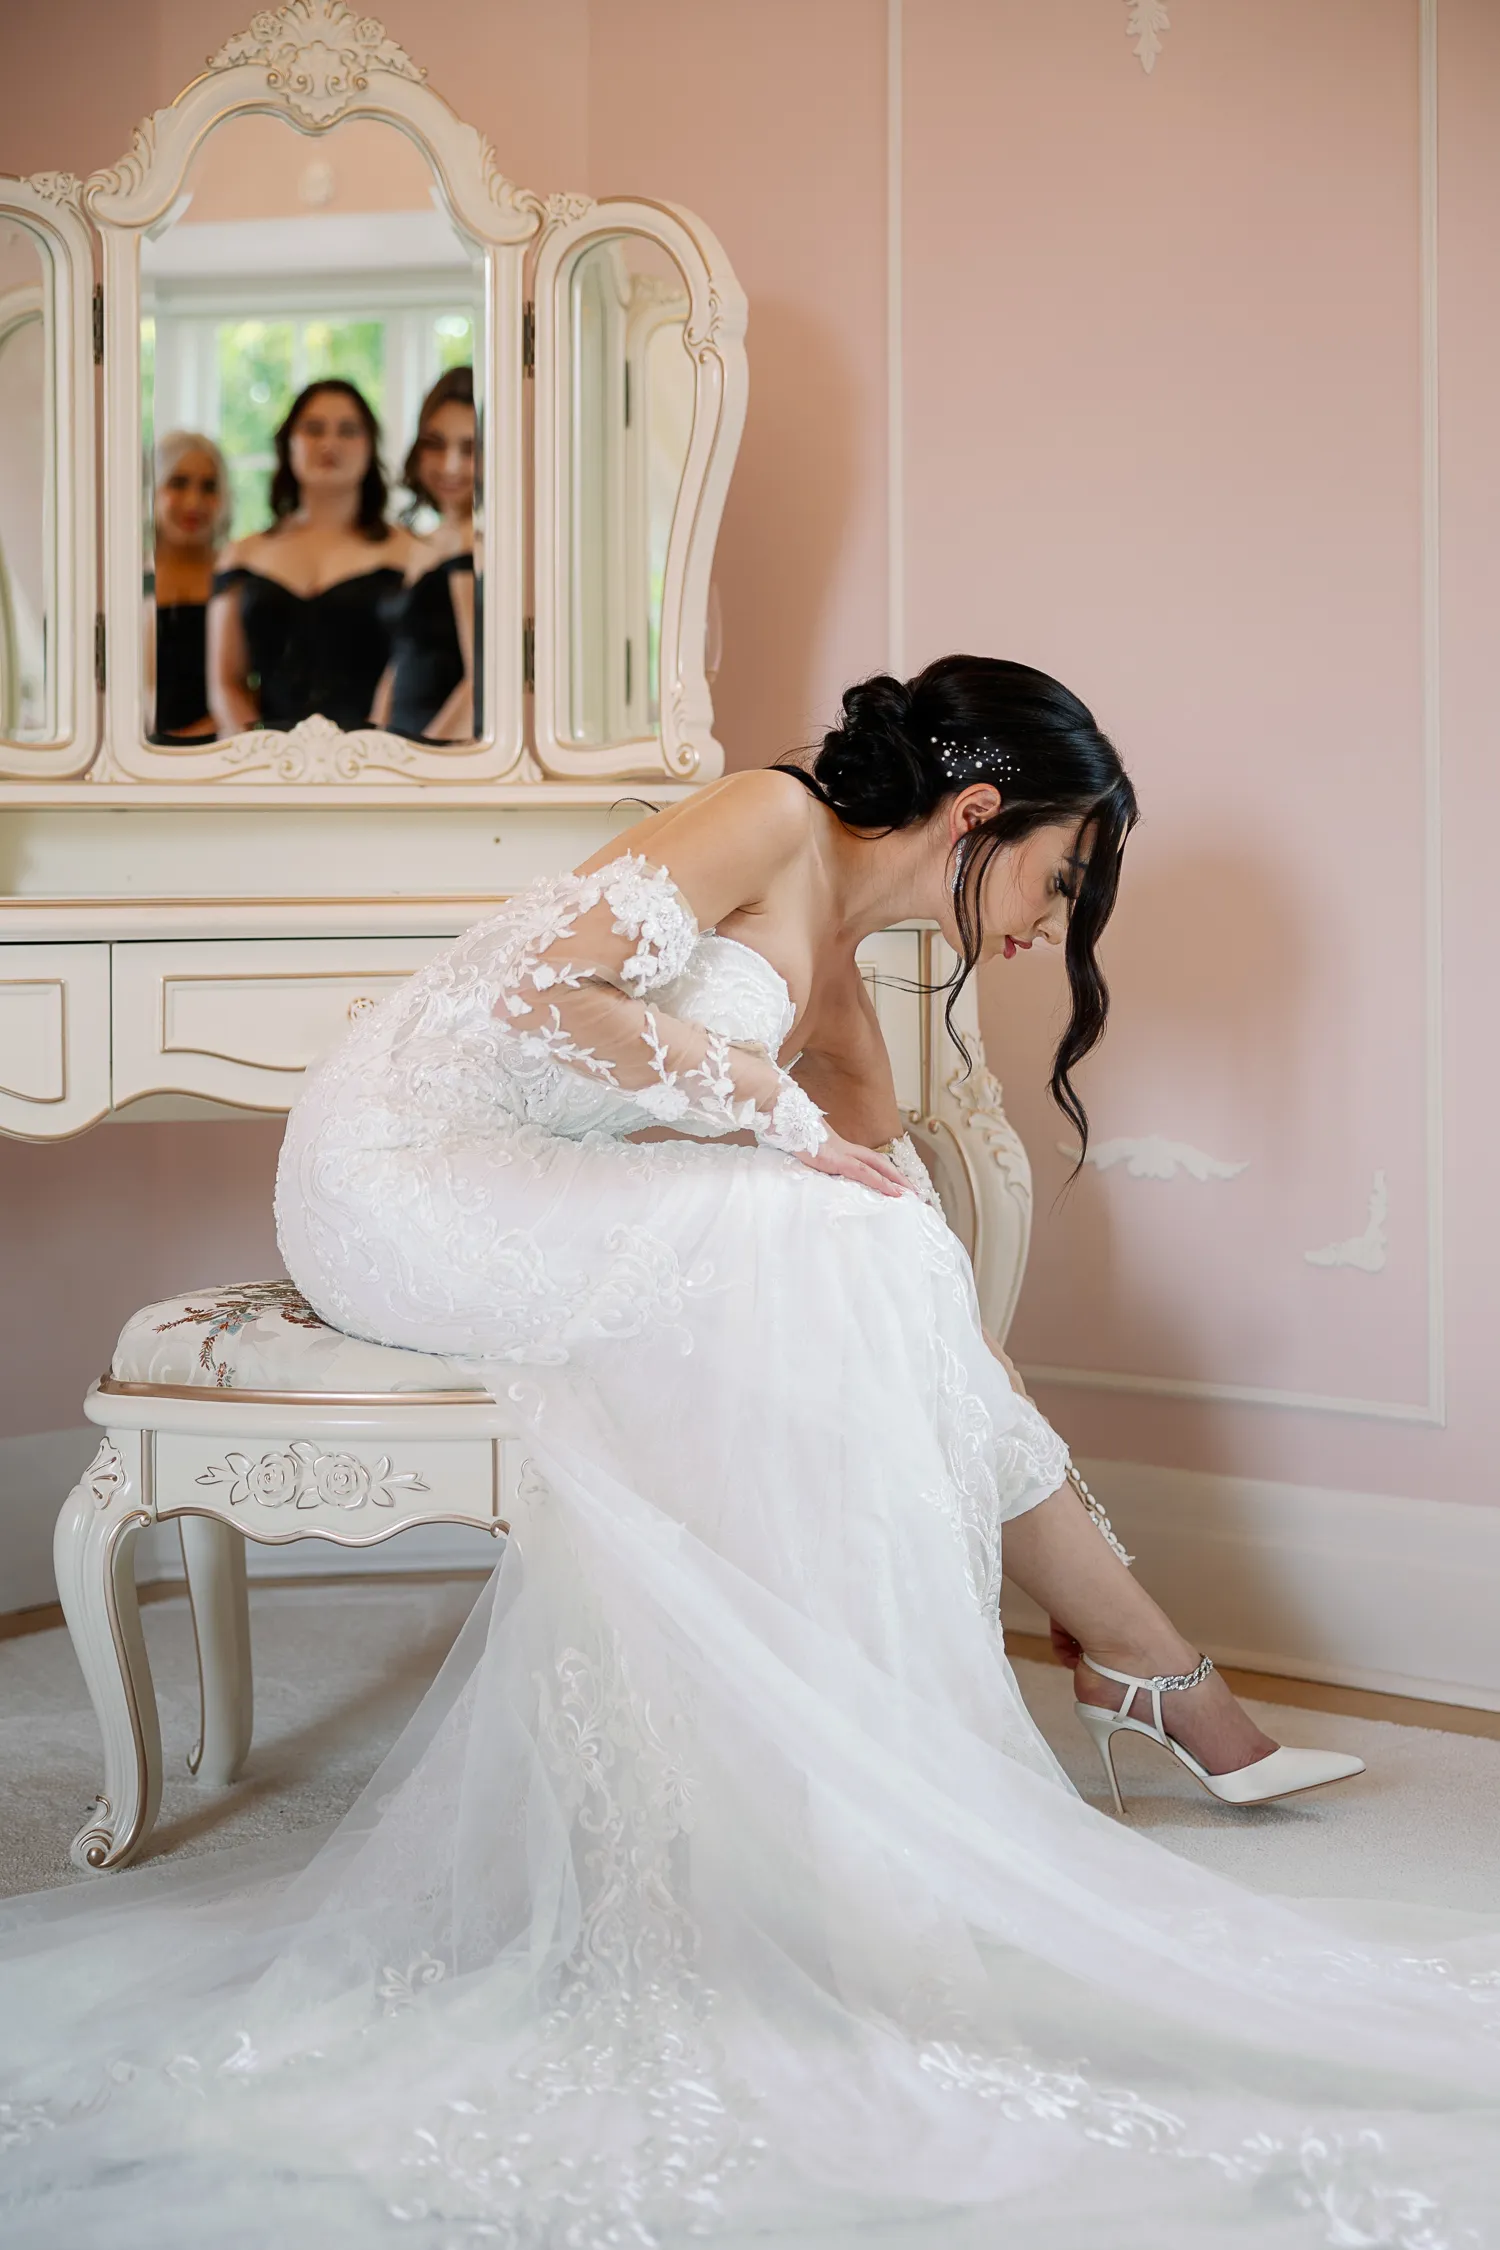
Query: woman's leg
1002 1483 1278 1775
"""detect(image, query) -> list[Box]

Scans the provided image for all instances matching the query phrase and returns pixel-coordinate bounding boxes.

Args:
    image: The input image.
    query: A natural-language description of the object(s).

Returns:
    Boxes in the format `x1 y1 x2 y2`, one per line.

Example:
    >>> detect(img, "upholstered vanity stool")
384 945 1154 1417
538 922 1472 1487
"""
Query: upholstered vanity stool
55 1083 1027 1875
55 1280 518 1873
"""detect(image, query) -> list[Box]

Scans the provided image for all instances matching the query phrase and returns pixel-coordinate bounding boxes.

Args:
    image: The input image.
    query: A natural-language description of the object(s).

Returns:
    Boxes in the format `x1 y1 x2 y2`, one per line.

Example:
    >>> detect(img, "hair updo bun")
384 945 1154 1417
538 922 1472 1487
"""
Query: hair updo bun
811 673 938 830
776 653 1139 1164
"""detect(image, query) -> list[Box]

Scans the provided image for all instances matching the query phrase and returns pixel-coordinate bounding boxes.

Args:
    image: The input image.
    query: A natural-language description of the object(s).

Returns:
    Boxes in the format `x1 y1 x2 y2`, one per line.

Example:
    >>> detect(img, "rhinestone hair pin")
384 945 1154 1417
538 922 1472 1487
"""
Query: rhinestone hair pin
930 735 1019 788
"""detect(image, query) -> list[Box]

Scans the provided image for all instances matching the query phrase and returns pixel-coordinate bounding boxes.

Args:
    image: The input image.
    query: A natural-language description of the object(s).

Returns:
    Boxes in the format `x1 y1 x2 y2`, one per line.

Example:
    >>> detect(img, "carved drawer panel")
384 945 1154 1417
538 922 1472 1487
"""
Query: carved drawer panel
855 928 926 1118
153 1430 512 1547
111 936 445 1110
0 941 111 1137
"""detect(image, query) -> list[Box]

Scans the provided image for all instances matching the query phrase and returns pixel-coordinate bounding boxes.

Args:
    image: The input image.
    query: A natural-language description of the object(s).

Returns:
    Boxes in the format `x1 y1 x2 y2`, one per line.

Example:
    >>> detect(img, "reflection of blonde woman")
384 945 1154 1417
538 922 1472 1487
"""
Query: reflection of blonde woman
145 430 229 742
373 367 480 741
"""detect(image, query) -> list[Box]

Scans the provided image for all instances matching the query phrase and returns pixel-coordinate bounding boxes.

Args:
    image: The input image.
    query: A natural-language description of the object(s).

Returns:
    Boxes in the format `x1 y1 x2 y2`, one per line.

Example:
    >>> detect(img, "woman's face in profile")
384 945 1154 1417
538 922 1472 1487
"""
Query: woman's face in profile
155 450 220 548
415 398 476 515
287 392 372 497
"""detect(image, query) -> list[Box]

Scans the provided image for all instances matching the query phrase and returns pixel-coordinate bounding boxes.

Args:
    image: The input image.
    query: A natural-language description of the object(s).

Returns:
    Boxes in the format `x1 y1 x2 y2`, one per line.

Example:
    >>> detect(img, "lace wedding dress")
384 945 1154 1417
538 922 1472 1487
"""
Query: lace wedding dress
4 855 1500 2249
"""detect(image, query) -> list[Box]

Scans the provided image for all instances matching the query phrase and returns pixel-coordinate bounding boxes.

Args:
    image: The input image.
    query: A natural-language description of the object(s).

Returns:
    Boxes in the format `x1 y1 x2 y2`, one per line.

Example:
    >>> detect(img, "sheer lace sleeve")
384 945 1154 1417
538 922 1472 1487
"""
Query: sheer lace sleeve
494 854 828 1155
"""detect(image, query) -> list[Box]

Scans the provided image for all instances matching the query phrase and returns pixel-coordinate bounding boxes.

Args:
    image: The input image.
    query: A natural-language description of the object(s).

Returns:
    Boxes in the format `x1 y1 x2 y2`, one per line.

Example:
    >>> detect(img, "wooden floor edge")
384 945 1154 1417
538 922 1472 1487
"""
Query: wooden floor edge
5 1591 1499 1742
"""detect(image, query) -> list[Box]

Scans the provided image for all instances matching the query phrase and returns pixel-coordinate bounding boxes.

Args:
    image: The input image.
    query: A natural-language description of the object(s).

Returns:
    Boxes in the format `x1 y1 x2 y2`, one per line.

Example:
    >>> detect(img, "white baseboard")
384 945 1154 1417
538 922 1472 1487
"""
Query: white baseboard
1003 1457 1500 1714
8 1431 1500 1711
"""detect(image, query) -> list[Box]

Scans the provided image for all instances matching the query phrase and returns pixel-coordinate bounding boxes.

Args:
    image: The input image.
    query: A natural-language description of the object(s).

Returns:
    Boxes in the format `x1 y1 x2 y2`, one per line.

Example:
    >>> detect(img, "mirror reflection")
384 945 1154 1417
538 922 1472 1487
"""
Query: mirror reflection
566 235 694 746
140 113 483 745
0 218 52 744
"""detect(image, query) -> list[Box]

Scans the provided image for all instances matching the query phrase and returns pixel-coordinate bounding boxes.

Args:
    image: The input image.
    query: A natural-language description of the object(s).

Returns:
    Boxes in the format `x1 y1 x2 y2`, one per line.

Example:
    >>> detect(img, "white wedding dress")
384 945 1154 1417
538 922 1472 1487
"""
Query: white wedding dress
4 854 1500 2249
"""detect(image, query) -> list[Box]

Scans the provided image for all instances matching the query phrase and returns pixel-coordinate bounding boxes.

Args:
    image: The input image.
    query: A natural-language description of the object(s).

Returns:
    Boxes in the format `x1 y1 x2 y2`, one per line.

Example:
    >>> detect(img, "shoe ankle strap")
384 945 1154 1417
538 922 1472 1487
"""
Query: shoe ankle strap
1080 1651 1215 1733
1082 1653 1215 1695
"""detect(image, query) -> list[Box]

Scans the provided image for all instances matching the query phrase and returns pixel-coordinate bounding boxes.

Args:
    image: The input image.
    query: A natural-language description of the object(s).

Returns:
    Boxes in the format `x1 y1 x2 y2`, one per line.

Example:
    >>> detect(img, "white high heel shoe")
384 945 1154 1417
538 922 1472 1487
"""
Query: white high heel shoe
1075 1653 1366 1815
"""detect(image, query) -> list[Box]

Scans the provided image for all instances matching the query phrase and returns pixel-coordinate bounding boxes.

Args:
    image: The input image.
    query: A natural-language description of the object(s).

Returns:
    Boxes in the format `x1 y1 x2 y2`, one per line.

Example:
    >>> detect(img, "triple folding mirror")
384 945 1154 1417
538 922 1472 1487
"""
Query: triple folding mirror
0 2 745 787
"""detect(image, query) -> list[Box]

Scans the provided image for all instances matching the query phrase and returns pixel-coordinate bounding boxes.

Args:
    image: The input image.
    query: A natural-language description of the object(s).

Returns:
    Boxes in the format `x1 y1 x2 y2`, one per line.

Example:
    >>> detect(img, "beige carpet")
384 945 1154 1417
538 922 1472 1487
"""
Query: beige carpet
3 1579 1498 1911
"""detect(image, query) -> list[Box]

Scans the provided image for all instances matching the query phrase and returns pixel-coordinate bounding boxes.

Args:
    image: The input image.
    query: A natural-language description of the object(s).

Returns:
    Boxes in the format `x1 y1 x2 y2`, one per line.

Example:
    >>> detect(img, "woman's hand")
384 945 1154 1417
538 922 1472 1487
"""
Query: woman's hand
795 1130 912 1197
1049 1618 1084 1669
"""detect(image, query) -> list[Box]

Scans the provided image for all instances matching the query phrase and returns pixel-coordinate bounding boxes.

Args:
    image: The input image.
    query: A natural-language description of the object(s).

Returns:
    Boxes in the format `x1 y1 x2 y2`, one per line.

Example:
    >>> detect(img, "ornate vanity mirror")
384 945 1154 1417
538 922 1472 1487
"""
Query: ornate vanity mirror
0 2 745 794
86 10 533 786
532 206 745 782
0 178 96 778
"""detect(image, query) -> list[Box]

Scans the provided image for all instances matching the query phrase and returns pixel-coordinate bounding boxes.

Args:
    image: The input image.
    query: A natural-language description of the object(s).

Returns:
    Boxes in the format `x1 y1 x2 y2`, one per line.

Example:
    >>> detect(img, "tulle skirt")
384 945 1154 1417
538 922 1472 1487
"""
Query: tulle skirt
3 1126 1499 2248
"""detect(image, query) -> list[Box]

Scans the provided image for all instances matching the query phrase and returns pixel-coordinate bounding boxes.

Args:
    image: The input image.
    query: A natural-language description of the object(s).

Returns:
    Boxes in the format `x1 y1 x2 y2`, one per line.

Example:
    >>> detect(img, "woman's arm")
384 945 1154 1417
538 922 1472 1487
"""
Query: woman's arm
423 566 475 740
490 777 911 1194
206 552 259 735
789 974 904 1148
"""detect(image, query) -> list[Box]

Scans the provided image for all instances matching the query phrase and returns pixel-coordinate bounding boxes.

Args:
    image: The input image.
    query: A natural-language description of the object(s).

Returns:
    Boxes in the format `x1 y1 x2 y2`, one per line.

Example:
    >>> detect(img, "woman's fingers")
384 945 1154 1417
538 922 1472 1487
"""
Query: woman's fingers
797 1136 911 1196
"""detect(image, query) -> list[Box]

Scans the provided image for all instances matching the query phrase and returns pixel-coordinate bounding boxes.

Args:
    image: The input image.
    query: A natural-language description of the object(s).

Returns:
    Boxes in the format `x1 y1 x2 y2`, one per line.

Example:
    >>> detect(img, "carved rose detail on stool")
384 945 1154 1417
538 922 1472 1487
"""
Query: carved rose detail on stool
195 1440 429 1511
208 4 423 128
85 1439 128 1512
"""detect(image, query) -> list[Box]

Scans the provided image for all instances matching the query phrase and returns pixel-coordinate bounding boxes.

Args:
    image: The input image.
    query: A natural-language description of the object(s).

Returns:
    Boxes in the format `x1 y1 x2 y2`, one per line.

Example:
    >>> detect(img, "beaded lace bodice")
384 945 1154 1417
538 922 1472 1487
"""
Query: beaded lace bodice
325 854 823 1155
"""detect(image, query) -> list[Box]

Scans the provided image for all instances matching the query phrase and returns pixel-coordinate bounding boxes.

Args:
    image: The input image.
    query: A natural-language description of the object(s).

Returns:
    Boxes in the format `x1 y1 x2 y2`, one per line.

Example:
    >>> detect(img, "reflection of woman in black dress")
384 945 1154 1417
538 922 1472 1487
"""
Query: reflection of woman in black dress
145 431 229 743
373 368 480 741
208 380 425 736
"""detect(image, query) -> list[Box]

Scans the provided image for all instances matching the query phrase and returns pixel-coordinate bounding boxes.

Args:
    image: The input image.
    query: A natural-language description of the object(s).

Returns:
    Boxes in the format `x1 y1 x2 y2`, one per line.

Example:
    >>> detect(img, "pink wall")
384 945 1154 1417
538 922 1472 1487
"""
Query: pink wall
1 2 1496 1524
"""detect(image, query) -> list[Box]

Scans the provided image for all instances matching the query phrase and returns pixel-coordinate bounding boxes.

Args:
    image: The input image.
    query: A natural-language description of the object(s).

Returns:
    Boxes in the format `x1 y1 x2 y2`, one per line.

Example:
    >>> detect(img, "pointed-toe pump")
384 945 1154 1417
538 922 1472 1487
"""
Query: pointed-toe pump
1075 1653 1366 1816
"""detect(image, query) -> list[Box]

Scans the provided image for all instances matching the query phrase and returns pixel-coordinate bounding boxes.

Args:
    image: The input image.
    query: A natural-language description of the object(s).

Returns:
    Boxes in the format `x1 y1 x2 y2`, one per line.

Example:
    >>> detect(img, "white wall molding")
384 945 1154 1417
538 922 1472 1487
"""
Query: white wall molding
1018 0 1444 1427
1305 1171 1389 1272
885 0 904 676
1025 1364 1438 1425
1003 1452 1500 1712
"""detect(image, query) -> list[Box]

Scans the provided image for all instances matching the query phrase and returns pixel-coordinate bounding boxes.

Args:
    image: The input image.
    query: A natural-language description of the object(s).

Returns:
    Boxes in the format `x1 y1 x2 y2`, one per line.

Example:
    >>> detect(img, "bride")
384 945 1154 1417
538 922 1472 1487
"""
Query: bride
3 655 1498 2246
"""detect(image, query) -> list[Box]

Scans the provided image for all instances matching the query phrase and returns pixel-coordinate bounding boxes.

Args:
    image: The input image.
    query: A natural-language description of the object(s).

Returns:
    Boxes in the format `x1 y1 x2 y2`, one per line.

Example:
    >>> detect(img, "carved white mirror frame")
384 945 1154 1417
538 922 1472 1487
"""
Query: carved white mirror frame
531 200 747 783
0 173 97 779
84 2 536 787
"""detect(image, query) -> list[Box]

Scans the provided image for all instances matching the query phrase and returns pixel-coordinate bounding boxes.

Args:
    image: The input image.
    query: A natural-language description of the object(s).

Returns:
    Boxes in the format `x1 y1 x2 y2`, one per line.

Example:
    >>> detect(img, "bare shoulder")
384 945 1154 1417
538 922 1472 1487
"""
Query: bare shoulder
215 533 264 574
710 766 818 845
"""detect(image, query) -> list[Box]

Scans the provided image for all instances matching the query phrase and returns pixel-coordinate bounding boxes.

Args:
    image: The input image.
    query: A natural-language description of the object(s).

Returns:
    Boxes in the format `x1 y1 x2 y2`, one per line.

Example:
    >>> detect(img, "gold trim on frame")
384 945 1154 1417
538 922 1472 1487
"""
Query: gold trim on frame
98 1375 488 1406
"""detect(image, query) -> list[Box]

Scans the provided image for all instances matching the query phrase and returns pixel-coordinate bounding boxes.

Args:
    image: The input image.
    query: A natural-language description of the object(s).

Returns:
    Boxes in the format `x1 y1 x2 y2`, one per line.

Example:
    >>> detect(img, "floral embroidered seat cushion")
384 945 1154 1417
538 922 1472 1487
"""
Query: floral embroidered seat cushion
108 1279 479 1395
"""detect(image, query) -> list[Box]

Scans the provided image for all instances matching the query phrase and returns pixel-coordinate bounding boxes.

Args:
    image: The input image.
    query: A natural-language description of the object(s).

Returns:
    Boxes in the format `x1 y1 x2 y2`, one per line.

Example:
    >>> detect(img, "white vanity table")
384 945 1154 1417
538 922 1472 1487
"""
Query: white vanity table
0 0 1032 1329
0 6 1035 1871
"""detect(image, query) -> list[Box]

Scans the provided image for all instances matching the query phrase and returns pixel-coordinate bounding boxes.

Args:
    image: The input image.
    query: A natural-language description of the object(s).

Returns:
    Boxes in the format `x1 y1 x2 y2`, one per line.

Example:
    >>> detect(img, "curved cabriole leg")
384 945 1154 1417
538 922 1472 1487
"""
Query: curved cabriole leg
53 1432 162 1871
178 1513 254 1785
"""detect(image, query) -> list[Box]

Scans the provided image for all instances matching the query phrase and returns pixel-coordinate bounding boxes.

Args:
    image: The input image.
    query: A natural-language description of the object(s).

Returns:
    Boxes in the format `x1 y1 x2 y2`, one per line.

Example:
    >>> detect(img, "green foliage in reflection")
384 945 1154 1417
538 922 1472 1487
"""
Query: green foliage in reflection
180 310 475 540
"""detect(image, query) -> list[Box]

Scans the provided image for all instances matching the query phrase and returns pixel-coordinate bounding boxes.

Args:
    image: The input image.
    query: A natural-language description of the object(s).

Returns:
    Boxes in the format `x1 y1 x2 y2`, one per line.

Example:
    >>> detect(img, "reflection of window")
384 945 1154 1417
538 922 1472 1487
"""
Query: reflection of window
147 300 474 539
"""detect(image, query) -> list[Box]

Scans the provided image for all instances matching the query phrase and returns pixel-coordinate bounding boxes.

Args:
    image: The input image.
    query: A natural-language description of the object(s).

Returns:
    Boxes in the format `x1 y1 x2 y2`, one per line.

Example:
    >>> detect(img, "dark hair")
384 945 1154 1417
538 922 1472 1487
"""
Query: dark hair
269 380 390 541
779 654 1137 1160
401 366 476 518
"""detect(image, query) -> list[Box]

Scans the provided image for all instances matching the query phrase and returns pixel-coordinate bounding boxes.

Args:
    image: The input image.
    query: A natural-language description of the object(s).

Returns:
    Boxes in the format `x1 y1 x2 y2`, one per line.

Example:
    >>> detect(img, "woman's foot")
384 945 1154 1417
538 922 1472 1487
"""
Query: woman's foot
1073 1655 1279 1777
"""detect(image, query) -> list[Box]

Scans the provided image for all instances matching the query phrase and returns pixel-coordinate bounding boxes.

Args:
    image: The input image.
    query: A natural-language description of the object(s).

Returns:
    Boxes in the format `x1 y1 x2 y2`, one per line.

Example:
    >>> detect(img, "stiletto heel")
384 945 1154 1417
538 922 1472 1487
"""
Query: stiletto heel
1074 1653 1365 1814
1075 1699 1127 1817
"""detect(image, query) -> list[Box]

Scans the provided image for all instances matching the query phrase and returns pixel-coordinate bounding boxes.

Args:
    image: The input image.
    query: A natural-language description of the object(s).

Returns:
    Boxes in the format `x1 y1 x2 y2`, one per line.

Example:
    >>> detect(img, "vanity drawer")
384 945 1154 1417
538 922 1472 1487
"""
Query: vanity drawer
111 937 445 1111
0 942 112 1137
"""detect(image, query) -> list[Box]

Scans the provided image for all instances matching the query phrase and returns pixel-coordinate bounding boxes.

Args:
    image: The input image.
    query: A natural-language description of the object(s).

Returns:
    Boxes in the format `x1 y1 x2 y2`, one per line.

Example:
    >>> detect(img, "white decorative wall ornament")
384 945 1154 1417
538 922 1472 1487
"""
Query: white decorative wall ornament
195 1442 429 1511
1305 1172 1389 1274
207 1 423 127
1124 0 1171 75
1057 1134 1248 1182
